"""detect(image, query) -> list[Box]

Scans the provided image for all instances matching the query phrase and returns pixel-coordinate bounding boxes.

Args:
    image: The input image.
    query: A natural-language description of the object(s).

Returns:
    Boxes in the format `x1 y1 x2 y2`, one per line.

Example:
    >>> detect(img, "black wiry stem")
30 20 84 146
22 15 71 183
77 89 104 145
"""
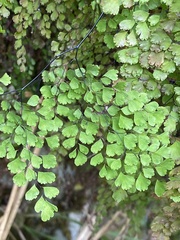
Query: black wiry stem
0 12 104 96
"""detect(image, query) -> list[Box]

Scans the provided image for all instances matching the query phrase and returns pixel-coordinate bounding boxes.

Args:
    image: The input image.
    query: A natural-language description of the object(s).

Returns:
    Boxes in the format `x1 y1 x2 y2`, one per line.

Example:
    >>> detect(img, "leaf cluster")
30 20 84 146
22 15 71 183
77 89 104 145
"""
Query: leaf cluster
0 1 179 237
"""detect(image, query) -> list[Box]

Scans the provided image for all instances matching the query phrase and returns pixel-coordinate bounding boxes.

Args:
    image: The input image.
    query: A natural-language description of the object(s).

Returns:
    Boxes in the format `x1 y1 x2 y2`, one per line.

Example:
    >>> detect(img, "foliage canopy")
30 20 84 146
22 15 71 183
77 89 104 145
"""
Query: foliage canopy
0 0 180 238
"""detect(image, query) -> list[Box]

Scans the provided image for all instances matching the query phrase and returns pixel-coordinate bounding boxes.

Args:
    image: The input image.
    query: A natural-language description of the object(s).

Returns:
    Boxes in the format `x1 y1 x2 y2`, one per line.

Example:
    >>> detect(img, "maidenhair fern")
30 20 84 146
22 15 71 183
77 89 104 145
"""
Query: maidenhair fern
0 0 180 239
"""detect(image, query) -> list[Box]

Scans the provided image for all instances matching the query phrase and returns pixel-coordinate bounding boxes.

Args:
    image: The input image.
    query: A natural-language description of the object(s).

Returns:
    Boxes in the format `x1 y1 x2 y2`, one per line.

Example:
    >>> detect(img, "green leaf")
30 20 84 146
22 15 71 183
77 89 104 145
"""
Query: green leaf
85 108 96 120
73 109 82 119
7 143 17 159
170 0 180 13
106 143 124 157
147 113 156 127
26 168 37 181
119 115 133 130
31 155 42 169
151 152 163 165
107 132 120 143
161 60 175 74
86 64 100 76
7 158 26 174
26 130 38 147
124 153 139 166
90 153 104 166
140 153 151 166
46 2 56 13
25 185 39 201
56 105 69 116
136 173 151 191
75 68 85 78
124 134 137 150
1 100 10 110
1 122 15 135
144 101 159 112
143 167 155 178
1 5 10 18
48 72 56 82
118 48 140 64
74 151 87 166
53 117 63 131
15 125 25 135
99 165 107 178
0 144 6 158
0 73 11 86
104 34 115 49
124 164 138 174
96 19 106 32
91 139 103 154
170 195 180 203
81 120 99 135
175 87 180 95
157 132 170 146
105 167 118 180
34 197 58 222
115 172 135 190
164 113 178 133
40 86 53 98
62 125 78 137
27 95 39 107
13 172 27 186
0 87 4 94
108 18 117 29
69 149 77 159
46 135 59 149
106 158 121 170
119 19 135 30
136 22 150 40
155 159 175 176
114 31 127 47
169 141 180 161
112 189 128 203
63 137 76 149
38 106 54 119
133 10 149 22
134 111 147 127
127 30 137 46
42 154 57 169
128 99 144 113
42 98 56 108
103 69 118 81
147 138 160 152
37 172 56 184
79 131 95 144
153 70 167 81
155 180 166 197
22 110 39 127
79 144 89 155
70 77 79 89
99 114 110 128
59 82 69 92
84 91 94 103
43 187 59 199
138 134 150 151
21 148 31 160
156 146 170 158
102 87 114 103
148 15 160 26
107 105 119 116
51 41 59 52
101 0 121 15
114 92 127 106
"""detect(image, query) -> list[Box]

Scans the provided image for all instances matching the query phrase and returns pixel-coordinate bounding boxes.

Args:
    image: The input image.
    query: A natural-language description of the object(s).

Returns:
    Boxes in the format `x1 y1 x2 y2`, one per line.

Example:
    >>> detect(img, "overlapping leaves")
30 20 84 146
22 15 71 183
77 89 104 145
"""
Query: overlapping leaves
0 0 179 229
